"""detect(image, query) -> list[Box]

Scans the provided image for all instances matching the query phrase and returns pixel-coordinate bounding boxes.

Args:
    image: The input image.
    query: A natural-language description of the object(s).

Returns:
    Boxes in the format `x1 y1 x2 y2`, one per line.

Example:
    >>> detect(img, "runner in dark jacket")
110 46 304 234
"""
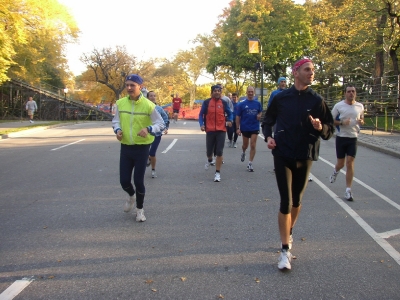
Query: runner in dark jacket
262 58 334 270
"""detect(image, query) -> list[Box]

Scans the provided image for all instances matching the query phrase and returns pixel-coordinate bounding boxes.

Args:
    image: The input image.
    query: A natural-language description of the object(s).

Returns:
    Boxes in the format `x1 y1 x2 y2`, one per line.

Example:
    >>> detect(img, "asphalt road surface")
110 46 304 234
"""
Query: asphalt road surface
0 121 399 300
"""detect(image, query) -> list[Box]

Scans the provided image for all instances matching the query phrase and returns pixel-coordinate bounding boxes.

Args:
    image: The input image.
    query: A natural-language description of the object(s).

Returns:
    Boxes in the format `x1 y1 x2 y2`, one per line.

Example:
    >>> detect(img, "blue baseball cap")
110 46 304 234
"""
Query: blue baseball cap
125 74 143 84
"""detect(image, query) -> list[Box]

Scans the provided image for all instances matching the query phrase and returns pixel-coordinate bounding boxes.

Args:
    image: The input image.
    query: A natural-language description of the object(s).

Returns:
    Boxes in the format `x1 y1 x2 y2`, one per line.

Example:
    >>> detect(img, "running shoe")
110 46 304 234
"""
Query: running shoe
233 142 237 148
330 170 339 183
210 157 216 166
308 175 313 182
281 235 293 250
205 162 210 170
345 190 354 201
136 209 146 222
241 152 246 162
146 158 151 167
247 163 254 172
124 195 135 213
214 172 221 182
151 170 157 178
278 250 293 270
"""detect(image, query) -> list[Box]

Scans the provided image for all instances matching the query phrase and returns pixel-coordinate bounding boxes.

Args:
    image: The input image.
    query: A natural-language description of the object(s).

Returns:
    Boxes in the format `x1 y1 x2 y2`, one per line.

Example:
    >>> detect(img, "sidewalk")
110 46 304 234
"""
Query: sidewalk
1 120 400 158
356 129 400 159
0 120 70 139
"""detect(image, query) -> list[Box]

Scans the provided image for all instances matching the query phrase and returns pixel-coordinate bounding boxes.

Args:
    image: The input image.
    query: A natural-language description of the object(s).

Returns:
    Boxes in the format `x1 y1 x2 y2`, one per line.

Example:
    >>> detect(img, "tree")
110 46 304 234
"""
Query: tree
207 0 315 89
81 46 134 101
2 0 79 85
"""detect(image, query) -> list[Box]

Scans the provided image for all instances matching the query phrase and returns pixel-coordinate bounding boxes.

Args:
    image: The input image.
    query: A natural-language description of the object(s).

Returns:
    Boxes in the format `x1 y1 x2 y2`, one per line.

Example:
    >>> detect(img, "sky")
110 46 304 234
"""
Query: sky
60 0 305 77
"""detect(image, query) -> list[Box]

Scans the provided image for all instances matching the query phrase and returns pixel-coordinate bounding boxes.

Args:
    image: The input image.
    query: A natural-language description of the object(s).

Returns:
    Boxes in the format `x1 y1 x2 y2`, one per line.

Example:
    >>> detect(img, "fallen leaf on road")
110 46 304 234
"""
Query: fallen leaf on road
255 278 260 283
145 279 153 284
180 277 187 282
218 295 224 299
151 289 157 292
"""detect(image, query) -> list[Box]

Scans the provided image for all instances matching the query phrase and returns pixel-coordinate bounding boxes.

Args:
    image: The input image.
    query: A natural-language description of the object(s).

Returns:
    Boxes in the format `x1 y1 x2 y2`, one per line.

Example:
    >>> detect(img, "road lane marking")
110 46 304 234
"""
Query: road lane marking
0 277 34 300
162 139 177 153
319 157 400 211
378 228 400 239
312 175 400 266
50 139 85 151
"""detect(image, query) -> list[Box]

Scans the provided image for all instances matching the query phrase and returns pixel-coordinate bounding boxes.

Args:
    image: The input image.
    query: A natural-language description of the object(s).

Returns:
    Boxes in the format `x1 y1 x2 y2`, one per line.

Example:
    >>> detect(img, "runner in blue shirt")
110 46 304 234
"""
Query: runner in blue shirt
236 86 262 172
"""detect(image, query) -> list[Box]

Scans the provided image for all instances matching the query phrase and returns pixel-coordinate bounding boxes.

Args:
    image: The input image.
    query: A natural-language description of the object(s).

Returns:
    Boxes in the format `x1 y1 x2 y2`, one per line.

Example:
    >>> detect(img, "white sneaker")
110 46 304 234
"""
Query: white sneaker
124 195 135 213
345 190 354 201
214 172 221 182
281 235 293 250
136 208 146 222
308 175 313 182
151 170 157 178
278 250 293 270
228 140 233 147
210 157 216 166
29 120 33 123
233 142 237 148
205 162 210 170
247 163 254 172
330 170 339 183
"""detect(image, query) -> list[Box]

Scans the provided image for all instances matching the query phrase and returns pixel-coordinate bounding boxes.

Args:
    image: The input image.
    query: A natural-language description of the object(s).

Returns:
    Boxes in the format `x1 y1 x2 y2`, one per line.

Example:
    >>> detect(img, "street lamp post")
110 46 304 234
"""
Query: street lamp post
237 32 264 108
63 87 68 121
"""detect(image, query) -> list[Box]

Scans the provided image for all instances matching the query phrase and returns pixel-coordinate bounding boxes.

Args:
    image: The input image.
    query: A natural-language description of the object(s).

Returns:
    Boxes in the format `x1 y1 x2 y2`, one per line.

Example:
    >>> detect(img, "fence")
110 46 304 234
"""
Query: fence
0 79 113 121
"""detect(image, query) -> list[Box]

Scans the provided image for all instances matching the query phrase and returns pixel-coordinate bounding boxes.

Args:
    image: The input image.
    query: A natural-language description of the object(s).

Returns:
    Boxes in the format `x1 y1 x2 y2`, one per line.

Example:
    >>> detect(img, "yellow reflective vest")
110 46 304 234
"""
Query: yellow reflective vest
115 95 156 145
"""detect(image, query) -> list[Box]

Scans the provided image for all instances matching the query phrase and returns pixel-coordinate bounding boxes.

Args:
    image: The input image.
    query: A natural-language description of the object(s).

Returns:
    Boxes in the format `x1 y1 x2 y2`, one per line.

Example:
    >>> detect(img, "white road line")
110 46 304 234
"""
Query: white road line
378 228 400 239
162 139 178 153
0 277 34 300
319 157 400 211
50 139 85 151
312 175 400 266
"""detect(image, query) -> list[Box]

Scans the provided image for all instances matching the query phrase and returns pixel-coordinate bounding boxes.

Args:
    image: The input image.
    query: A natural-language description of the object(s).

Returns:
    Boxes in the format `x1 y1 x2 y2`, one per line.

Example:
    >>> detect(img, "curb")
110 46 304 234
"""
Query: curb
357 140 400 159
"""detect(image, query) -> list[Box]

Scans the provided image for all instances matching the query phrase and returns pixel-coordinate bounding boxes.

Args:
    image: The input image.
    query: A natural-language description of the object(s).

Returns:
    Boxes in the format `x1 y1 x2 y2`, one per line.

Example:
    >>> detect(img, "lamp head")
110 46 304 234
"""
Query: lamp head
236 32 242 37
63 87 68 94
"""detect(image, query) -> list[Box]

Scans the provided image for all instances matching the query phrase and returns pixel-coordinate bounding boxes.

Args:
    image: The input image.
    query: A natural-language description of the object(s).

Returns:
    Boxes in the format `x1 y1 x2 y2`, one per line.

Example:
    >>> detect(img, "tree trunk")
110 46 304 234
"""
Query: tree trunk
374 13 387 100
390 46 399 76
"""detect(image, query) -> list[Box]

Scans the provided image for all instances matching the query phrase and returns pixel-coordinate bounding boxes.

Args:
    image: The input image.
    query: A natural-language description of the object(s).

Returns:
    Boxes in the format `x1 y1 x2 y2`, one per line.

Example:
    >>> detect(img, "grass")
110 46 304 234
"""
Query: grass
364 116 400 132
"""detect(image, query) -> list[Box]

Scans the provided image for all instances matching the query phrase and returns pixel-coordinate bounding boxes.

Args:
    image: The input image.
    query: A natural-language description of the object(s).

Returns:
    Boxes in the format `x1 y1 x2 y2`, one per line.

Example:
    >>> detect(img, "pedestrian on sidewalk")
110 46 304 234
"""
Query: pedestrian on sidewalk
146 91 169 179
25 96 37 123
199 85 233 182
329 84 365 201
112 74 165 222
262 58 334 270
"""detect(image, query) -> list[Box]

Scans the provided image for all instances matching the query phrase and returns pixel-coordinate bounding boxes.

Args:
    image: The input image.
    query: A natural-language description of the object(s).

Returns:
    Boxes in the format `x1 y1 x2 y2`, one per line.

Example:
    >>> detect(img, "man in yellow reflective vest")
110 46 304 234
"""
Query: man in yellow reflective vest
112 74 165 222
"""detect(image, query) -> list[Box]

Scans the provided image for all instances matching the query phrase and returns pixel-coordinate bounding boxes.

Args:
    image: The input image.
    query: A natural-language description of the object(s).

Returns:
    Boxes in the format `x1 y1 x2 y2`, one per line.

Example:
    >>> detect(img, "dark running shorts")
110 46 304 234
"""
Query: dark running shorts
206 131 226 157
335 136 357 158
241 130 259 138
173 109 180 113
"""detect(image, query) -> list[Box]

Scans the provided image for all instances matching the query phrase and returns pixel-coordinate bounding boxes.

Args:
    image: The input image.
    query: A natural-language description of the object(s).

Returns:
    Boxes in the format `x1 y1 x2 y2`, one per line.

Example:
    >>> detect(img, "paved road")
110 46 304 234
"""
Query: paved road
0 121 399 299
